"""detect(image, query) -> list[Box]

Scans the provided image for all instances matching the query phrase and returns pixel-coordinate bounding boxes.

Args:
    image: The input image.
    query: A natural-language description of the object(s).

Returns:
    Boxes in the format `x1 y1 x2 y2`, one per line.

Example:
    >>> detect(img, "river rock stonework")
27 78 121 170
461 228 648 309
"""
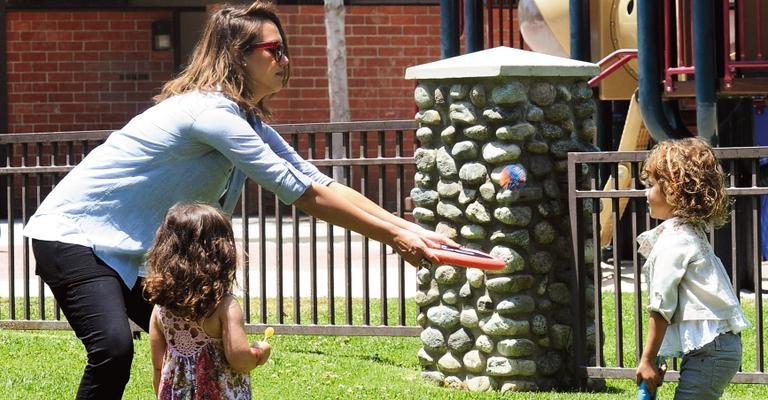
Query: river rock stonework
406 47 600 392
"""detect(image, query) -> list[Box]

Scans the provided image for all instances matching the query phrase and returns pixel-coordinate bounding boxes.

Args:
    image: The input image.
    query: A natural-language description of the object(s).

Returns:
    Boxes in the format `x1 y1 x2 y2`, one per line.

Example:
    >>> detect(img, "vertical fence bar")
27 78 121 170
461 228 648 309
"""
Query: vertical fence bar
53 172 62 321
35 172 44 320
729 159 739 288
1 144 7 320
7 173 14 320
291 134 301 325
751 158 764 372
241 185 251 323
396 130 406 326
21 175 29 319
591 194 603 367
567 154 587 384
19 144 29 320
325 132 335 325
344 131 353 326
361 131 371 325
722 0 733 87
258 186 268 324
630 162 644 363
508 0 515 47
664 0 673 88
378 130 388 325
738 0 746 60
275 192 284 324
486 0 494 48
687 0 694 67
681 0 689 70
308 133 319 324
66 141 73 166
497 0 504 46
29 142 40 319
609 163 624 367
756 0 764 60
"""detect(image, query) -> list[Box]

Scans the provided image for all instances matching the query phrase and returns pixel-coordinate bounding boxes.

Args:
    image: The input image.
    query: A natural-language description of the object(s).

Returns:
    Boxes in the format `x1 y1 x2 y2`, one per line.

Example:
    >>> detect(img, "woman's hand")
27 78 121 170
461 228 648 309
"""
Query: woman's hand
408 225 459 249
391 228 439 267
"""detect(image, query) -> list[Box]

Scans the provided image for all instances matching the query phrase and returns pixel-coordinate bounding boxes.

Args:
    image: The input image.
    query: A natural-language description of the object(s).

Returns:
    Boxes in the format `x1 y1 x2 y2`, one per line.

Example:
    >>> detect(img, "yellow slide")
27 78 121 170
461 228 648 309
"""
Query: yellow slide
599 92 650 246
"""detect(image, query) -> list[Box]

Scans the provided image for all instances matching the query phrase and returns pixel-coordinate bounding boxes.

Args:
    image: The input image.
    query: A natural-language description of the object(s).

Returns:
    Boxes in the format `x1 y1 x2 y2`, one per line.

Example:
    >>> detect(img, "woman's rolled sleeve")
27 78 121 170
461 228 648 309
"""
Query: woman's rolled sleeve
257 123 335 186
646 241 695 322
190 105 314 204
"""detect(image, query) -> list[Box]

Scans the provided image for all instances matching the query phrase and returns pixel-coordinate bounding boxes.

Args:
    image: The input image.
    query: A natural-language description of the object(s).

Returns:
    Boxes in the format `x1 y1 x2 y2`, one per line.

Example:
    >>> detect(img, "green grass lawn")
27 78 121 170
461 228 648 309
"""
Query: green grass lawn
1 294 767 399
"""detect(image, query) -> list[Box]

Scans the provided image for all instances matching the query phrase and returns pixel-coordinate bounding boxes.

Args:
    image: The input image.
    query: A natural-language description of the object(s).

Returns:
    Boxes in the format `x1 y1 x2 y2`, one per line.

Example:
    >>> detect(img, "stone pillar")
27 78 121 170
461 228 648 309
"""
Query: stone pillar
405 47 600 392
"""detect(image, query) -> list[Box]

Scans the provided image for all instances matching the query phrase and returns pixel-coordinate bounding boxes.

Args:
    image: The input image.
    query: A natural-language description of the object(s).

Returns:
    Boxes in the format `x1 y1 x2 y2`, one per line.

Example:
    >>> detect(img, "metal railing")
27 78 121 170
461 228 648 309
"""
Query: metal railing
485 0 525 50
664 0 768 93
568 147 768 384
6 121 768 385
0 119 422 336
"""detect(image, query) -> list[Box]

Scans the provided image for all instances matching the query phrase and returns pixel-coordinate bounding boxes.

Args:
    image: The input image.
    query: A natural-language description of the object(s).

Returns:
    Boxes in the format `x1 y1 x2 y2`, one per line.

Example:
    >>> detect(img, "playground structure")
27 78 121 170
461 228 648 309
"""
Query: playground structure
512 0 768 386
438 0 768 387
511 1 768 282
440 0 768 263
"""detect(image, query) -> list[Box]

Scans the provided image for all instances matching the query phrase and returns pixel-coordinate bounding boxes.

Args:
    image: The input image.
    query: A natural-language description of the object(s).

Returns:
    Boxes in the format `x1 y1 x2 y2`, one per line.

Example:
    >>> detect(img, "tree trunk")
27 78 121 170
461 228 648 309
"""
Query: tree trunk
324 0 350 181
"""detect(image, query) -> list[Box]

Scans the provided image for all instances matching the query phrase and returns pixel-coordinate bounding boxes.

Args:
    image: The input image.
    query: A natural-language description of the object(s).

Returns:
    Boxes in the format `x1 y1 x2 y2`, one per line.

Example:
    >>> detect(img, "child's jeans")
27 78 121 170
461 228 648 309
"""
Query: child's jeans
675 332 742 399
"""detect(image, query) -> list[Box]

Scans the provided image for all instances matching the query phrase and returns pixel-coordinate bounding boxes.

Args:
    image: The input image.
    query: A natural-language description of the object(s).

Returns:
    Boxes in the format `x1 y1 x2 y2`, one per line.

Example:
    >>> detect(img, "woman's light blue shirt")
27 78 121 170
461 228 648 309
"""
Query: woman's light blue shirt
23 91 333 288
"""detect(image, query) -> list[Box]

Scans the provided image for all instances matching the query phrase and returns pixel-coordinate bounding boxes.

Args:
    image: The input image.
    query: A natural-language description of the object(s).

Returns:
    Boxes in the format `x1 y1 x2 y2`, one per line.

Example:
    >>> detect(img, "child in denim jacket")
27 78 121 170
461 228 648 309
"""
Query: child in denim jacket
635 137 750 399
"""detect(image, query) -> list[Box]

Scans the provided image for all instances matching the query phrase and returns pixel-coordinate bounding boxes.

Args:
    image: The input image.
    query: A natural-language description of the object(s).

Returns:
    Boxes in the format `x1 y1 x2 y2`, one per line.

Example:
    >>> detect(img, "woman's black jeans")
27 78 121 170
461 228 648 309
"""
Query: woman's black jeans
32 239 153 400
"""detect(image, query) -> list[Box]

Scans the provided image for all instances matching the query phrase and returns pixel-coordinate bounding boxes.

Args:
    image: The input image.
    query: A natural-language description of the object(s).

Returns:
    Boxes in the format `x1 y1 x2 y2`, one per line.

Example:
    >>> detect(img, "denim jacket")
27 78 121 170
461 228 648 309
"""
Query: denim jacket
23 91 333 288
637 218 750 354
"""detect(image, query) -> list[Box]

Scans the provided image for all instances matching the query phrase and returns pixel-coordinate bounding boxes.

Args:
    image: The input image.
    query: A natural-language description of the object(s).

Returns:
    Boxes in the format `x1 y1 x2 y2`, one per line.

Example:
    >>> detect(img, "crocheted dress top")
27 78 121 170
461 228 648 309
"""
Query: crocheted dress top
157 306 251 400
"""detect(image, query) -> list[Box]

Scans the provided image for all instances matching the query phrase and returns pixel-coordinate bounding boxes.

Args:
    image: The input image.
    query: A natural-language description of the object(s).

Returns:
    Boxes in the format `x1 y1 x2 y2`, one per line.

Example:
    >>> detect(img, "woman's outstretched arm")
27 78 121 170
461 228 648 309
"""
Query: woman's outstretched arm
293 183 440 266
328 182 459 249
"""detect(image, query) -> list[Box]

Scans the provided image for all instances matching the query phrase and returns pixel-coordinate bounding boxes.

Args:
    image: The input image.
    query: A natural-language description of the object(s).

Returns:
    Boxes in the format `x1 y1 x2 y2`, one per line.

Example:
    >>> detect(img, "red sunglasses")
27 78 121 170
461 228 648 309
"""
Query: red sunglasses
246 40 285 62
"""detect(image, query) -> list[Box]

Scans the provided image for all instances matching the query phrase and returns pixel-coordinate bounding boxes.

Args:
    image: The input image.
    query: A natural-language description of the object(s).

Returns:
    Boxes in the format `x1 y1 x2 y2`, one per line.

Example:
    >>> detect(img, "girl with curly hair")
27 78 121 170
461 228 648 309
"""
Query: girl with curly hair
635 137 750 399
145 202 269 399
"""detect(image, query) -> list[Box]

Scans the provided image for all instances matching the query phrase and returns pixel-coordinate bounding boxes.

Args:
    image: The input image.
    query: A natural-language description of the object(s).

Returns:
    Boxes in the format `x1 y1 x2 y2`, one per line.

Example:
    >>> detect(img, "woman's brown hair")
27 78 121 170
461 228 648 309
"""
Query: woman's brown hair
641 137 731 228
144 202 238 321
154 1 290 120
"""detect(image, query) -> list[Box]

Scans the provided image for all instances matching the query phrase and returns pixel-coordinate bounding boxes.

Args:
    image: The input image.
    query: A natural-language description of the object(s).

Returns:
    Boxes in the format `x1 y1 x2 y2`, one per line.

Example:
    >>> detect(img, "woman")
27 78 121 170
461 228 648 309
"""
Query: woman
23 2 452 398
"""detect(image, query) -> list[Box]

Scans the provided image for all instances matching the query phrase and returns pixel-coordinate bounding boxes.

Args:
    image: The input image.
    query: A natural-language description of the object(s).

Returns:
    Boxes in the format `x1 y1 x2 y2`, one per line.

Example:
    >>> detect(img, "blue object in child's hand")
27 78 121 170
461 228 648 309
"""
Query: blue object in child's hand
637 380 656 400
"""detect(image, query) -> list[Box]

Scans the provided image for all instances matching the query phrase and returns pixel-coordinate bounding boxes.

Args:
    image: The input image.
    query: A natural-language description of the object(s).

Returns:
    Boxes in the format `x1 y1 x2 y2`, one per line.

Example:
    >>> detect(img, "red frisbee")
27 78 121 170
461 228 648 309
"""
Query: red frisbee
429 244 505 270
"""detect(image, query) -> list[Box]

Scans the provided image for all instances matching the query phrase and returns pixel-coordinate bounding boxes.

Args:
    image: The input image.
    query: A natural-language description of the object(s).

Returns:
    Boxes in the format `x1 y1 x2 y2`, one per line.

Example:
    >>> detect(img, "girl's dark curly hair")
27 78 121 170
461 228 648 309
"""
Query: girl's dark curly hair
641 137 730 228
144 202 237 321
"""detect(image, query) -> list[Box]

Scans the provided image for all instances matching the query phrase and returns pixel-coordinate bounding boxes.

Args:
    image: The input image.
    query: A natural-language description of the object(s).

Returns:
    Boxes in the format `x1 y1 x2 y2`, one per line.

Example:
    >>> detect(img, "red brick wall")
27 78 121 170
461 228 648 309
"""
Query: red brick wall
5 10 175 133
4 5 441 133
271 4 441 123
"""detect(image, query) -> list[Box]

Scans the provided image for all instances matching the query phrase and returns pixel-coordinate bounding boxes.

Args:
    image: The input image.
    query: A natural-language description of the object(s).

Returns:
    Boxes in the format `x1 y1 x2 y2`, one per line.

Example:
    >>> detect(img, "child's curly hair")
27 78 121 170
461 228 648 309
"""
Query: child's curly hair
641 137 730 228
143 202 237 321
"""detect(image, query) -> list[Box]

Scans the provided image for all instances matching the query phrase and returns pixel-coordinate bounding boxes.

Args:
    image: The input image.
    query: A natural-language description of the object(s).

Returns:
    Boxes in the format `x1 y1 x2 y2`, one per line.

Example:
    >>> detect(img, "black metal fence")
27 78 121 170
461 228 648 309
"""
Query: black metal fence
568 147 768 384
0 119 422 336
4 122 768 385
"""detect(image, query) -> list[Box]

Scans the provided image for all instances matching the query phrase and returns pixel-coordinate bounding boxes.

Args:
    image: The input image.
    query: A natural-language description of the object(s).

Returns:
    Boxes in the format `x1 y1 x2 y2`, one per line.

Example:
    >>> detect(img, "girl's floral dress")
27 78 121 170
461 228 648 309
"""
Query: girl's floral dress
157 307 251 400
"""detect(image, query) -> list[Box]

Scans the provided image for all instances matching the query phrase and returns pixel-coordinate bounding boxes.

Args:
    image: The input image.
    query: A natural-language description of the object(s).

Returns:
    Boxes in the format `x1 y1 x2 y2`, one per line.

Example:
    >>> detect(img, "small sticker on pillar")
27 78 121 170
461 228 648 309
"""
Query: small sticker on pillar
499 163 527 192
